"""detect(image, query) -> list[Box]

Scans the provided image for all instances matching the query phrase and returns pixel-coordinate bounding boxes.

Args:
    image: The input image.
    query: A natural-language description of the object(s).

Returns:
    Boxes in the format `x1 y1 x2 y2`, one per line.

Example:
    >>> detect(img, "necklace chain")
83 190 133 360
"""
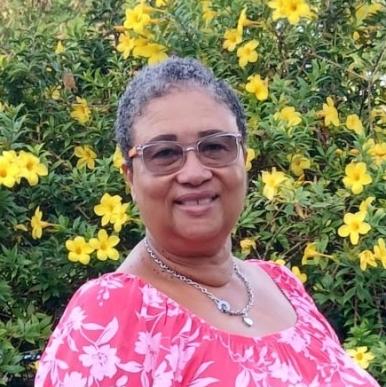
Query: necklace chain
144 238 255 326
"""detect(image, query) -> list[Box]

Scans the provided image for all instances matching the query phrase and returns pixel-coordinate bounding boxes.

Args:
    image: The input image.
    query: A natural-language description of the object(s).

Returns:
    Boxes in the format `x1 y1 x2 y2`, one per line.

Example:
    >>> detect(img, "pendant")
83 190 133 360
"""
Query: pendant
242 316 253 327
215 299 231 313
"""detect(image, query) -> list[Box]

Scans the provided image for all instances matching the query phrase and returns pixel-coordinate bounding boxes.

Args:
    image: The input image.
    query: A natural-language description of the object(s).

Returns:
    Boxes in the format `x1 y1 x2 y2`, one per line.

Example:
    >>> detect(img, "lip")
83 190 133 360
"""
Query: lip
174 191 219 216
174 191 218 204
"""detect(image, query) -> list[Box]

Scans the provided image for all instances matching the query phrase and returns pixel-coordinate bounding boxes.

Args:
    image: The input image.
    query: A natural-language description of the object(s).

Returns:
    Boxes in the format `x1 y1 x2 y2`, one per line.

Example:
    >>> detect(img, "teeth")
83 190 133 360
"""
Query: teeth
181 198 213 206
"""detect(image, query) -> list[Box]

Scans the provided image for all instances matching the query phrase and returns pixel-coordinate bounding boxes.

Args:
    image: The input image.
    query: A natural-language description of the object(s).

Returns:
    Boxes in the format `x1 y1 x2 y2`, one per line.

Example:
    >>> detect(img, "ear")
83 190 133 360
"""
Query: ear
122 163 136 202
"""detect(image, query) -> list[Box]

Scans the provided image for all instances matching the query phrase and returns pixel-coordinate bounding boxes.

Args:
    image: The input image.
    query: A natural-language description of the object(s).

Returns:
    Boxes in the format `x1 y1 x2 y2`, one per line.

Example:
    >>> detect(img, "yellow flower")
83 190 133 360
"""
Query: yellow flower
30 207 50 240
50 86 61 100
110 203 130 232
289 154 311 177
240 238 256 255
132 37 149 57
302 242 319 264
366 140 386 166
268 0 287 20
346 347 375 369
65 236 94 265
237 7 253 36
302 242 332 264
222 29 242 52
245 148 256 171
94 193 125 227
359 197 375 213
116 33 135 59
202 1 216 23
346 114 364 135
74 145 97 170
145 43 168 65
373 238 386 268
268 0 313 25
113 147 124 173
273 258 286 266
70 97 91 125
17 151 48 186
133 41 168 64
292 266 307 283
342 162 372 194
55 41 65 54
155 0 168 6
317 97 340 127
245 74 268 101
2 150 21 182
274 106 302 127
355 3 383 25
338 211 371 245
0 154 19 188
358 249 377 271
237 40 259 68
89 229 120 261
283 0 313 24
261 167 287 200
124 4 151 35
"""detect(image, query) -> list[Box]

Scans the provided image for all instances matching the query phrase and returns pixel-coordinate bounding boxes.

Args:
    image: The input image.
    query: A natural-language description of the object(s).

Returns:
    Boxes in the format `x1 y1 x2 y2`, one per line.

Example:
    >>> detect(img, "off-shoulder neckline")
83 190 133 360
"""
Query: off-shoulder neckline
104 260 300 343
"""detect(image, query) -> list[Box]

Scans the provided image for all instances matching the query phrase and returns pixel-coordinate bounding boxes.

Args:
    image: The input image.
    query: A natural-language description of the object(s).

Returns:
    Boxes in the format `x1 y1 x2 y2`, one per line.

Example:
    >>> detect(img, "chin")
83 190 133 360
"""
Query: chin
173 220 226 243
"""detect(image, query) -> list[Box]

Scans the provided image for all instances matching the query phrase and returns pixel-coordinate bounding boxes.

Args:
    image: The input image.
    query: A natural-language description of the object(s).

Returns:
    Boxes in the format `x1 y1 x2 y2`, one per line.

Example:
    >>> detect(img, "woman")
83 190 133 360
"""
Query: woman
35 58 379 386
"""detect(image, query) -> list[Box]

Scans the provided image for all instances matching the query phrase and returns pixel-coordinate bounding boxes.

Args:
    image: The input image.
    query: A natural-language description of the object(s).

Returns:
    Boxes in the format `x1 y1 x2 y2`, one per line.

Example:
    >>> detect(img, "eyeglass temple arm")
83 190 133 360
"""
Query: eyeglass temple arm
128 147 138 159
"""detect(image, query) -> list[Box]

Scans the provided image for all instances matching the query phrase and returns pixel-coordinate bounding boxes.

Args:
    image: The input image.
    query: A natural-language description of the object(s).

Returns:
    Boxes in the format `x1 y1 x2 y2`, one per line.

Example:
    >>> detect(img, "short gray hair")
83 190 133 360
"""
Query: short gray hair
115 57 247 164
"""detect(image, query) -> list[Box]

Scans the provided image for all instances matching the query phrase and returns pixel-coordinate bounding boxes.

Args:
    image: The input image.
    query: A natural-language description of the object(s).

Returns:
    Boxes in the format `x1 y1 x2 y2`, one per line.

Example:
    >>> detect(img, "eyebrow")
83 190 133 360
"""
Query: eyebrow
147 129 226 143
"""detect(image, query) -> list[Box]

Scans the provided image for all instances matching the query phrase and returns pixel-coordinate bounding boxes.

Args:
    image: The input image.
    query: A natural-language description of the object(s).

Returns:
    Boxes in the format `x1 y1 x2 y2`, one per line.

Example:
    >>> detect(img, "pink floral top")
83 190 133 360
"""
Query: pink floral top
35 260 379 387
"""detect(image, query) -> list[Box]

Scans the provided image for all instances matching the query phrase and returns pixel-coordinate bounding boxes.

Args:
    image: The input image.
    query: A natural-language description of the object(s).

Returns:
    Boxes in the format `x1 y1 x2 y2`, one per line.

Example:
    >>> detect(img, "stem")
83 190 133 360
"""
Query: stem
310 51 368 81
365 40 386 134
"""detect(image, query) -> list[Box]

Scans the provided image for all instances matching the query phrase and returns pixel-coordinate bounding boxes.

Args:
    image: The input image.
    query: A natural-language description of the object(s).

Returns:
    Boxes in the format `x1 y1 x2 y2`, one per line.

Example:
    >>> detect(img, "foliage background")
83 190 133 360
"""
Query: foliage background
0 0 385 385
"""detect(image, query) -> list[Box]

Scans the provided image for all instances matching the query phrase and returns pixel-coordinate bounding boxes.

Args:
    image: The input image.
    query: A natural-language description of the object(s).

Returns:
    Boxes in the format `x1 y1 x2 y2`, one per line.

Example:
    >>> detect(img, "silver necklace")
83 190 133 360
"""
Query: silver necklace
144 238 255 327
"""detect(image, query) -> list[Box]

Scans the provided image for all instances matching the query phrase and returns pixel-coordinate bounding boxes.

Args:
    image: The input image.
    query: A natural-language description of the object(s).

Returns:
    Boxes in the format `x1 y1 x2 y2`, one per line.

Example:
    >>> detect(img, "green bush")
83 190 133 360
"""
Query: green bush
0 0 385 384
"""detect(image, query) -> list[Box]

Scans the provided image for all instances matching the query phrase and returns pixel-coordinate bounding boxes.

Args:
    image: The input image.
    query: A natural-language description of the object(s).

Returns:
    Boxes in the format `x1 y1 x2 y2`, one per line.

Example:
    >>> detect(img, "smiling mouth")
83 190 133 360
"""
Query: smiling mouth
175 195 218 206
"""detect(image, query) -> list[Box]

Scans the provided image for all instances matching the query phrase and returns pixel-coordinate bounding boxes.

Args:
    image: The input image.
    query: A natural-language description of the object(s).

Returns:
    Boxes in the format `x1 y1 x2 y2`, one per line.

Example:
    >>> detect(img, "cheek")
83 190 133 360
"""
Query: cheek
221 165 247 214
229 164 247 194
132 173 170 213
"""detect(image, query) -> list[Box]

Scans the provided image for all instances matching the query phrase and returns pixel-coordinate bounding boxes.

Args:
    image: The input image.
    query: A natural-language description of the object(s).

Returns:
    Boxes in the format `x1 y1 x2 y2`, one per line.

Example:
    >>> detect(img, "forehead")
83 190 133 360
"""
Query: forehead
132 88 238 144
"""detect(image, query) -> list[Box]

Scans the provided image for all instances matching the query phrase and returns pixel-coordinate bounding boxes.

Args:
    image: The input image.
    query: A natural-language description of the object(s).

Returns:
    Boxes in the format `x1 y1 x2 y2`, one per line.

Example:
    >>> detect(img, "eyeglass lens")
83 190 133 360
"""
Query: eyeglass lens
142 134 240 174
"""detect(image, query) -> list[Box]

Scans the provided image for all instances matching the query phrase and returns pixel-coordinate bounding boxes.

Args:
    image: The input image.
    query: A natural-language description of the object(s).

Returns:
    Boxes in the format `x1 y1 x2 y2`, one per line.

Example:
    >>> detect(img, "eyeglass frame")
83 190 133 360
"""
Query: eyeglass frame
128 132 245 175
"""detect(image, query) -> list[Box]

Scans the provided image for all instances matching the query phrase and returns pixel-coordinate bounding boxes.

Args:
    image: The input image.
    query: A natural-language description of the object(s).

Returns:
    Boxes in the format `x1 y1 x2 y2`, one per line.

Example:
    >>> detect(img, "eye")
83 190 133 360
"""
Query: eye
152 147 179 159
144 144 182 165
200 137 232 158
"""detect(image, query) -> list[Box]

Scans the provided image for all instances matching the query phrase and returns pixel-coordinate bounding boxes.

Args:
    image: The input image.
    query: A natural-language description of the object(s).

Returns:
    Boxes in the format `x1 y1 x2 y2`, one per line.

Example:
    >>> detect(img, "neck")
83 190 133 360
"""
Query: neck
143 233 234 287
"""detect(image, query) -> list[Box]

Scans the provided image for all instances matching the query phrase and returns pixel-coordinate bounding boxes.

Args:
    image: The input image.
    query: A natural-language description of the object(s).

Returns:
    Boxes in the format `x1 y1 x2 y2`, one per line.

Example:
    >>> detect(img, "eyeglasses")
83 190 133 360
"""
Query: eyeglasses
128 132 243 175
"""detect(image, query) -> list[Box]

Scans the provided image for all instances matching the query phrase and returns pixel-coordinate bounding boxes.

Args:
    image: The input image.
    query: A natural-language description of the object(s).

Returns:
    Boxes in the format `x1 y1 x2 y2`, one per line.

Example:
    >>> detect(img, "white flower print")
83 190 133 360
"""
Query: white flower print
61 371 87 387
153 361 174 387
135 331 163 372
65 306 86 330
141 285 164 308
35 267 380 387
278 328 310 353
94 276 124 305
79 343 120 381
165 343 196 382
268 356 302 384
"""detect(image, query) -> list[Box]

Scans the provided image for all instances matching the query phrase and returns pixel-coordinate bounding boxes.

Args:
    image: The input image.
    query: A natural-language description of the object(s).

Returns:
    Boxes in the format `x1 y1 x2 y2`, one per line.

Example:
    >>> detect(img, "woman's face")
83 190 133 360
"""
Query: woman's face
126 88 247 253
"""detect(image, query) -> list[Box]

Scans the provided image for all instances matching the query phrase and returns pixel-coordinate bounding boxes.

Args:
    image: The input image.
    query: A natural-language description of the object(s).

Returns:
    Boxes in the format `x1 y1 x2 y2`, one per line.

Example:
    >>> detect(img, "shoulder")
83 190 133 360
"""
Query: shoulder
245 259 305 294
246 259 342 343
62 272 142 319
35 272 173 386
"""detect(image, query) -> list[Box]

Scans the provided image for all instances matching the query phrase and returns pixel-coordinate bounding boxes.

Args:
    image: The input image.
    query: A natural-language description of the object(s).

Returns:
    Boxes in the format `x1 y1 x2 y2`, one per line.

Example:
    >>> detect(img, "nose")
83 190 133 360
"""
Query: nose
175 149 213 186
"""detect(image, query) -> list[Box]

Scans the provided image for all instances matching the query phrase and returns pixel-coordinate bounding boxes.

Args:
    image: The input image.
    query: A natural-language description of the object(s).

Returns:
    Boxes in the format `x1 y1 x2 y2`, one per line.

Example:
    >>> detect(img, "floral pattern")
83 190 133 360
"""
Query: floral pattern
35 261 379 386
